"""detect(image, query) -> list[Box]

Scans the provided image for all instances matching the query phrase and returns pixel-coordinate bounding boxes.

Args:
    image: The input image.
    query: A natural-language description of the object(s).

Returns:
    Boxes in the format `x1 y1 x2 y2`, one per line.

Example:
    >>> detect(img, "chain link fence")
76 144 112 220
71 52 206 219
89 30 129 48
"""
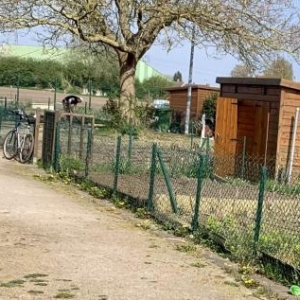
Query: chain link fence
41 121 300 284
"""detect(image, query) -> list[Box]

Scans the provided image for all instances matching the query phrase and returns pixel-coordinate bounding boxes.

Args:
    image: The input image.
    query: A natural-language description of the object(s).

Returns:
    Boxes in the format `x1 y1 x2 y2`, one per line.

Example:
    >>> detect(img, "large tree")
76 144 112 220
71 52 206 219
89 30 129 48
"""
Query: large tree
230 64 255 78
1 0 300 119
262 56 294 80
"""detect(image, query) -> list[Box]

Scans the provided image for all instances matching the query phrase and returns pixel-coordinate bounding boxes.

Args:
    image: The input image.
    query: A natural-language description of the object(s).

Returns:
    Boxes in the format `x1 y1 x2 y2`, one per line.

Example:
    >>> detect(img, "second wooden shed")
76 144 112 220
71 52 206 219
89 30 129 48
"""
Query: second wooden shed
164 84 219 120
214 77 300 180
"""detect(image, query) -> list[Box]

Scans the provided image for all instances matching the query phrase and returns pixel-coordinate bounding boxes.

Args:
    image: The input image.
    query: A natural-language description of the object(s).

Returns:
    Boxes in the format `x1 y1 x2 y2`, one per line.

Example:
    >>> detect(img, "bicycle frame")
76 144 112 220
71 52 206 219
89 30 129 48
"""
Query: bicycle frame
15 121 32 152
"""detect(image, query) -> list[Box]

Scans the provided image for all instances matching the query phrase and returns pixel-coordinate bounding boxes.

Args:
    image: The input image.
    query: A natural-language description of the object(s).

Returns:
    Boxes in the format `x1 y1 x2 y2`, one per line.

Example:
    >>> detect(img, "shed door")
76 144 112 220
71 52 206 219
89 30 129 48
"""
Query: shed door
236 100 270 158
214 97 238 176
214 97 238 156
214 98 270 177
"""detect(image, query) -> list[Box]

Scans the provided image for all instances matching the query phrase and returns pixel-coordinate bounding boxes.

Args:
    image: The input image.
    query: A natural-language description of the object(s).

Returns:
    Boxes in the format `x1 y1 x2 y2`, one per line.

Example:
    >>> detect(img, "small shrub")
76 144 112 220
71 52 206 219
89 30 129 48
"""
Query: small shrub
79 180 110 198
135 208 151 219
175 243 197 253
60 156 85 174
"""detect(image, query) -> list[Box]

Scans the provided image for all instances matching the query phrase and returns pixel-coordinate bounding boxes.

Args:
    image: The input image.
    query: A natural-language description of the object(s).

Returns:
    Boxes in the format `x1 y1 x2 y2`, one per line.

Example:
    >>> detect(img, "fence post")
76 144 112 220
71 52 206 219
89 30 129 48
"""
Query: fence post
67 115 73 157
53 121 61 172
241 136 247 179
157 148 178 214
254 166 267 245
191 154 205 231
127 126 133 168
33 108 41 163
88 79 93 110
48 97 51 110
85 125 92 177
113 136 122 196
4 97 7 110
16 72 20 105
79 116 85 159
147 143 157 212
0 106 2 133
190 121 194 150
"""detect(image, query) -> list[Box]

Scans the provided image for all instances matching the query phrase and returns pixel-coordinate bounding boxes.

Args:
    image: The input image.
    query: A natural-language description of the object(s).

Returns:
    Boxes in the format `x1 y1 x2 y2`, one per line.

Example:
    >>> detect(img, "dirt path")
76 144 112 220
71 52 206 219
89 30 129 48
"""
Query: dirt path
0 157 261 300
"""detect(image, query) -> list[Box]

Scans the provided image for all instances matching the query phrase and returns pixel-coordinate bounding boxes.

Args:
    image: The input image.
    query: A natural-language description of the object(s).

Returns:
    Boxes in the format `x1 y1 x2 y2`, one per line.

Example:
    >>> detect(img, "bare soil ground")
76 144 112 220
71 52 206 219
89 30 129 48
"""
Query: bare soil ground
0 86 107 110
0 157 267 300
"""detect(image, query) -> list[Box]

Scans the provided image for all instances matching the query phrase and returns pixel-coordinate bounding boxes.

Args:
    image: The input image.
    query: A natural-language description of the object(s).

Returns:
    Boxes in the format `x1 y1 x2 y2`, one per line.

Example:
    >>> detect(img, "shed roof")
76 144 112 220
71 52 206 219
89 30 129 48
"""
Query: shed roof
216 77 300 91
164 84 219 92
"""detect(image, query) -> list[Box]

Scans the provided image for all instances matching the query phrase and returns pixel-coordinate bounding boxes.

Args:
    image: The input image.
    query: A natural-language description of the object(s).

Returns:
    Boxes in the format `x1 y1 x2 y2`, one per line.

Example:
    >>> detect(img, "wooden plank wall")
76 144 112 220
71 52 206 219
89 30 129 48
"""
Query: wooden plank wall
169 88 219 119
277 89 300 176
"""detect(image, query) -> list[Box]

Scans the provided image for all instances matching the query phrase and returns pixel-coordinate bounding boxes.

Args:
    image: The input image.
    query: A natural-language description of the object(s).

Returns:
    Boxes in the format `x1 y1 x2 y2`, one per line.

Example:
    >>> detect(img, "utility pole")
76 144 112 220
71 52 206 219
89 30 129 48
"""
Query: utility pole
184 26 195 134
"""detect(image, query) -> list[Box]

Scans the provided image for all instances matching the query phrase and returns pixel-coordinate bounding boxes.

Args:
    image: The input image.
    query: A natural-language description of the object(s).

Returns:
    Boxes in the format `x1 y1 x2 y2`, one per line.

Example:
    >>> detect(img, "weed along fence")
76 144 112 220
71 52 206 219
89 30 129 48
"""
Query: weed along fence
48 121 300 285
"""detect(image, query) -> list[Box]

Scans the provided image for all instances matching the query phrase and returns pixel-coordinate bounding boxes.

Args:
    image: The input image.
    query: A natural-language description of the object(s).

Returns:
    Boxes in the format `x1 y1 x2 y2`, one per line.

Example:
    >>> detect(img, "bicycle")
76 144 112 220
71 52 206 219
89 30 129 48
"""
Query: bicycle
2 109 35 163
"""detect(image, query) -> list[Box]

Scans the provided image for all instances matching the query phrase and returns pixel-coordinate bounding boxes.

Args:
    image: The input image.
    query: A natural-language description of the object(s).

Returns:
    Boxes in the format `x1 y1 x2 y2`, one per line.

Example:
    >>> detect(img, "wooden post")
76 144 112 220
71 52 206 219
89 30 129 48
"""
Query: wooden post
79 116 85 159
91 116 95 165
33 108 41 163
67 114 73 157
51 110 61 165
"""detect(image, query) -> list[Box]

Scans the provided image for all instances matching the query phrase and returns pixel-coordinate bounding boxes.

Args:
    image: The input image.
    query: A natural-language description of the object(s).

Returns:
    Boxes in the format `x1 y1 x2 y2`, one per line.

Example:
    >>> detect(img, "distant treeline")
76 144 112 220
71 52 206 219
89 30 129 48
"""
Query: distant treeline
0 55 173 100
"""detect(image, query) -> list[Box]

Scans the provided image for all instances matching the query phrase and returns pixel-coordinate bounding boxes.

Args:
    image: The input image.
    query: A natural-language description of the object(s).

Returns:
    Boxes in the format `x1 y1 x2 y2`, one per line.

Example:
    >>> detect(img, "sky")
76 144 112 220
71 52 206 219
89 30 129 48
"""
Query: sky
145 44 239 87
2 29 300 87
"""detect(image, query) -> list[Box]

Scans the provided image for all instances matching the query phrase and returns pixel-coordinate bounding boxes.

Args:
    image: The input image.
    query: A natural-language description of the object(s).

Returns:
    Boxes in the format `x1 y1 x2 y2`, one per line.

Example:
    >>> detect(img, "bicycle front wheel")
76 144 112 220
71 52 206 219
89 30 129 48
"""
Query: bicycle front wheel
3 130 18 160
19 133 34 164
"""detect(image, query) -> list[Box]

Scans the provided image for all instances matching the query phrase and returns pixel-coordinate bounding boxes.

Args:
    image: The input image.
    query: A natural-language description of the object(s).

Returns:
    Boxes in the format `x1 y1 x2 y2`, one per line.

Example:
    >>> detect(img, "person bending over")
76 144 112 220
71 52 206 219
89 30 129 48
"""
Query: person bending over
62 95 83 113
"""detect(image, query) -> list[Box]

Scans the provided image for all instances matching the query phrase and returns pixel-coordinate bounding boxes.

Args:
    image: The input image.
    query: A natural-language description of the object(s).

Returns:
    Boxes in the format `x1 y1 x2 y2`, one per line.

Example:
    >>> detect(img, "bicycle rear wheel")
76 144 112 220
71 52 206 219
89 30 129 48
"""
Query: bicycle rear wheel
19 133 34 164
3 130 18 160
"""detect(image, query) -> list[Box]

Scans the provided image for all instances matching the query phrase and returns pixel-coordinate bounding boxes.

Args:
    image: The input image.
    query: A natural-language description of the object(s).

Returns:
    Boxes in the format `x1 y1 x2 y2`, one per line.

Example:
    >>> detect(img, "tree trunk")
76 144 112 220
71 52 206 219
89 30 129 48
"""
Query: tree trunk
117 51 137 124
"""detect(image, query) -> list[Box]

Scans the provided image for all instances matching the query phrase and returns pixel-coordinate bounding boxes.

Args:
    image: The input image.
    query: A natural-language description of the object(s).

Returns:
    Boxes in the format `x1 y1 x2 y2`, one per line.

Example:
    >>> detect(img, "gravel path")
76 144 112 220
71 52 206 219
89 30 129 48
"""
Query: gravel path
0 157 260 300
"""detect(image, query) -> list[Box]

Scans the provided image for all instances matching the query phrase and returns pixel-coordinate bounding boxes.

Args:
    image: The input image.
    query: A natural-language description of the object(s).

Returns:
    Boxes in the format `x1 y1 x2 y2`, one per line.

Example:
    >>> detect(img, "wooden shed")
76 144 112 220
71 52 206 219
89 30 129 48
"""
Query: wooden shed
214 77 300 180
164 84 219 120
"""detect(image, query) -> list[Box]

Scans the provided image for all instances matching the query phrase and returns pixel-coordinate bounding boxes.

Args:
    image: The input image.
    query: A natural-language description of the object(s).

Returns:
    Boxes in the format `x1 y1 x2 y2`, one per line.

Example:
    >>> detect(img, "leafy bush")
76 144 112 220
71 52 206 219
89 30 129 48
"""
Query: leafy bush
201 92 218 120
135 76 174 100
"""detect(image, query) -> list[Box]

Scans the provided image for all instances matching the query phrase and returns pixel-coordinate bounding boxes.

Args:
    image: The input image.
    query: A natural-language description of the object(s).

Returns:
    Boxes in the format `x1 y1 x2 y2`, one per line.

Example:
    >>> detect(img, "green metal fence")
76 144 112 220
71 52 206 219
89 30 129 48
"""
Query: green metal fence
52 124 300 284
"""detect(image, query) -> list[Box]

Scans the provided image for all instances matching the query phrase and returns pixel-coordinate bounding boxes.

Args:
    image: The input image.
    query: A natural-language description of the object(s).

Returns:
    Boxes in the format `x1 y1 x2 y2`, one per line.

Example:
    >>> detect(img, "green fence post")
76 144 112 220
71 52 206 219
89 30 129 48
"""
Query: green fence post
67 115 73 157
16 72 20 105
113 136 122 196
0 109 2 133
190 121 194 150
88 79 93 110
85 126 92 177
254 166 267 245
127 126 133 169
85 102 87 114
241 136 247 179
0 105 3 132
157 148 178 214
53 121 61 172
191 154 205 231
147 143 157 212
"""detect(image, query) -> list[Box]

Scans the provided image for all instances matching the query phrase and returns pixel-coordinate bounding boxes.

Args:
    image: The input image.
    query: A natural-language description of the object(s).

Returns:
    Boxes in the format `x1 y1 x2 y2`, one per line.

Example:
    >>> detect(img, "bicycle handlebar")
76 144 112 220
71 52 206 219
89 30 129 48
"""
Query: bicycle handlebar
11 109 35 125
